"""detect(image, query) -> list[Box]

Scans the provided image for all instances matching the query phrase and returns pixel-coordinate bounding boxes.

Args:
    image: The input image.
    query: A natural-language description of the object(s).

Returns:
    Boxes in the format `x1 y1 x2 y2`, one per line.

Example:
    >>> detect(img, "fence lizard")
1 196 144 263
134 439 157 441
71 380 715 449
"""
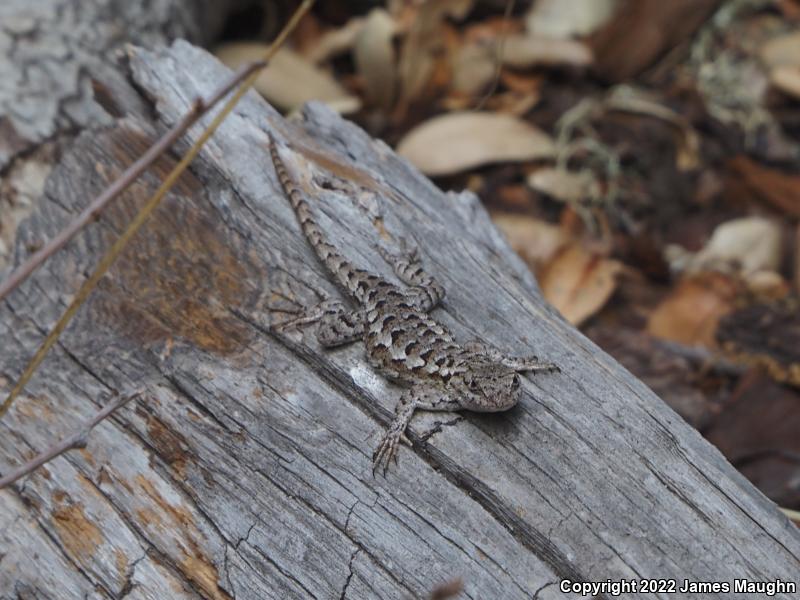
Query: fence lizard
269 134 559 474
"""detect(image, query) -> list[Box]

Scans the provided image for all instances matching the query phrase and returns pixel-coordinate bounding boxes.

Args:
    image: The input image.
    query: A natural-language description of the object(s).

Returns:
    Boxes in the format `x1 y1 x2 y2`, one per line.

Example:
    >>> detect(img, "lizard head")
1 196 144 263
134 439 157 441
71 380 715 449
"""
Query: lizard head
456 362 521 412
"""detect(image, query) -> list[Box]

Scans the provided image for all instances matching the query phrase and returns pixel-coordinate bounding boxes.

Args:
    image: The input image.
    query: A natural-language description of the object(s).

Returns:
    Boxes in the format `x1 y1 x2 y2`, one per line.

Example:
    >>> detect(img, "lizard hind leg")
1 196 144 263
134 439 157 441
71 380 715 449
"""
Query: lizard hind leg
273 298 365 347
377 239 445 312
316 302 365 347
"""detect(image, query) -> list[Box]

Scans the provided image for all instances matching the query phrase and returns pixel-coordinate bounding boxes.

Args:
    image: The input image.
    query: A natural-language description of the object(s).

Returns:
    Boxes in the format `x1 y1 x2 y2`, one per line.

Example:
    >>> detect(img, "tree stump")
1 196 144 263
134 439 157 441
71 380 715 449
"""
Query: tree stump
1 40 798 599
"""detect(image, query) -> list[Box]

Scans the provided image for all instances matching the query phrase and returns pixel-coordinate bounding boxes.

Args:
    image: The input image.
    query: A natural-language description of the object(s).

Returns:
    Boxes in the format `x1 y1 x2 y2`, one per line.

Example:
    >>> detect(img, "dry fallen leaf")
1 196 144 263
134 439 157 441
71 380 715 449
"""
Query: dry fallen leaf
354 8 397 110
484 90 541 117
759 32 800 100
214 43 361 114
705 372 800 507
397 111 555 176
451 44 495 96
398 0 475 107
527 167 599 203
647 273 739 348
526 0 618 39
717 301 800 387
759 31 800 69
770 65 800 100
492 212 567 271
665 217 782 276
305 18 366 64
744 270 789 301
698 217 782 275
501 35 593 69
539 242 622 326
728 156 800 217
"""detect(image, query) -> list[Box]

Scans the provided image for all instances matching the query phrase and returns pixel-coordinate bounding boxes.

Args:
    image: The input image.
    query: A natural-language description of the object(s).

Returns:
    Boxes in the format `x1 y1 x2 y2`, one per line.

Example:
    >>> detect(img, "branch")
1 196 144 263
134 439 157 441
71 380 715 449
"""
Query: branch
0 0 315 420
780 507 800 526
0 391 143 489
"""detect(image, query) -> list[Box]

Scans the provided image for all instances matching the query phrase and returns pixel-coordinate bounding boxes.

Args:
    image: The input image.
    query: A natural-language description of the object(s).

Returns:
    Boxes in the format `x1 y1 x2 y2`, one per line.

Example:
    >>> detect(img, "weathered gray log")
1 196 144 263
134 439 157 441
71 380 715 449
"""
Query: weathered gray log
1 40 798 599
0 0 232 266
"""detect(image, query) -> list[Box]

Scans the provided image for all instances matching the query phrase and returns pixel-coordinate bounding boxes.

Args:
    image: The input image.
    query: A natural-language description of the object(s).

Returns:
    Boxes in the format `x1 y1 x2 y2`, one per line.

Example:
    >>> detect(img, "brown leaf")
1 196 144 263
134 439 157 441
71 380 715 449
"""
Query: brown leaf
527 167 599 203
539 243 622 326
483 90 541 117
501 35 593 69
214 43 361 114
451 44 496 96
760 31 800 69
717 300 800 387
647 273 739 348
727 156 800 218
498 71 543 95
770 65 800 100
590 0 719 82
492 212 567 271
354 9 397 110
666 217 783 276
525 0 619 38
397 112 555 176
705 372 800 508
398 0 475 107
305 18 366 64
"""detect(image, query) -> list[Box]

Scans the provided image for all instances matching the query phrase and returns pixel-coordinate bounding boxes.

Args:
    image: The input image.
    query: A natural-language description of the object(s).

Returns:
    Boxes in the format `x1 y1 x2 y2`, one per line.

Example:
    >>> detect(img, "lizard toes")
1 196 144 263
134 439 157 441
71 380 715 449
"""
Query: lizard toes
372 430 402 476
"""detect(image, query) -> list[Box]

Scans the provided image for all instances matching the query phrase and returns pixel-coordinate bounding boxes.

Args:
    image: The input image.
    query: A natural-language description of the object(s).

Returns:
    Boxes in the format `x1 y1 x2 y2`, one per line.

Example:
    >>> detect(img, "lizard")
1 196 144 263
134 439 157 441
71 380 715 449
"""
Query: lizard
268 133 559 474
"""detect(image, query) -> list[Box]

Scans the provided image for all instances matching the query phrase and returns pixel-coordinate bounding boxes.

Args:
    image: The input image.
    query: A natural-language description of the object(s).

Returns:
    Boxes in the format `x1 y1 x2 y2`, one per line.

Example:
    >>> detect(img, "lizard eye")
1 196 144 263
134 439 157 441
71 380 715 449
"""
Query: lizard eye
468 380 480 392
511 374 520 389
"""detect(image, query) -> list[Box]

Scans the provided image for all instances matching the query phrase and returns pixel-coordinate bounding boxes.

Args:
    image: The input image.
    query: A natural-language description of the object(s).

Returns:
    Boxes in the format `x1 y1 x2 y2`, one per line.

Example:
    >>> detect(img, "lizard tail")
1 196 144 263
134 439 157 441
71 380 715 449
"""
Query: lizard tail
268 134 363 293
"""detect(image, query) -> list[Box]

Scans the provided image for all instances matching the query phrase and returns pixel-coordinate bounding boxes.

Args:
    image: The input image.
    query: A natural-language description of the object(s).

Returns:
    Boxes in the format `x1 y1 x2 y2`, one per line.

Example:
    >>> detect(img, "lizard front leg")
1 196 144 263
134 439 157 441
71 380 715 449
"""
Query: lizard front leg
463 340 560 373
372 386 460 475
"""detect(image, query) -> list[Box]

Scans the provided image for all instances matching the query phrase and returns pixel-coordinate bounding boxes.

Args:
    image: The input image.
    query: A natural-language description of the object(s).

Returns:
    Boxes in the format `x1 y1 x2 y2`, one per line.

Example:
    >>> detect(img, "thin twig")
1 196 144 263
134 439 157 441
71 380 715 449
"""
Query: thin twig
780 507 800 526
0 0 315 420
0 390 142 489
0 60 264 304
474 0 516 111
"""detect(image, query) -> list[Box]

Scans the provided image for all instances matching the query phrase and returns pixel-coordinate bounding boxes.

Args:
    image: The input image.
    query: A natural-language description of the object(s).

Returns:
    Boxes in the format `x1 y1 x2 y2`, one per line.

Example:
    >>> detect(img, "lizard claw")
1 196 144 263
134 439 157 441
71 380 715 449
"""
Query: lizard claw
372 426 407 476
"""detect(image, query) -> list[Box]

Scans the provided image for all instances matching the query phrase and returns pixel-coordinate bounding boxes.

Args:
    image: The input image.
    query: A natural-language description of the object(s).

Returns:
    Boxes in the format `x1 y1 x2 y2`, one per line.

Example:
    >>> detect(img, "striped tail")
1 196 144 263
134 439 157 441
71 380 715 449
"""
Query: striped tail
268 134 364 296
